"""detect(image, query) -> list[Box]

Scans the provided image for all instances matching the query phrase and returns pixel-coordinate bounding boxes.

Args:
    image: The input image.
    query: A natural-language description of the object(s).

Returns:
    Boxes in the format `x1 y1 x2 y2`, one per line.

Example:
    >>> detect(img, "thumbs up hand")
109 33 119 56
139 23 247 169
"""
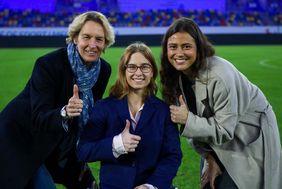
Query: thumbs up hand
65 84 83 117
169 95 189 124
121 120 141 153
72 83 80 99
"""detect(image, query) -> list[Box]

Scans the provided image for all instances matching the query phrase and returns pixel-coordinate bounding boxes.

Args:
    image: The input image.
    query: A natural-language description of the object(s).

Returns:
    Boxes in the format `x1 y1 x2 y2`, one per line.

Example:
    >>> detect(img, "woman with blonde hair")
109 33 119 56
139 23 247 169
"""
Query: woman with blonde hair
0 11 115 189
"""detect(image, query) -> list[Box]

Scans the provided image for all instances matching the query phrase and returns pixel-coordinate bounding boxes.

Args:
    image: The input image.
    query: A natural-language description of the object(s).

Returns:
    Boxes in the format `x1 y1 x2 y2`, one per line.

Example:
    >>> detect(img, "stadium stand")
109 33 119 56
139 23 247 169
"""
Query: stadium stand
0 0 281 46
0 0 281 28
0 6 281 28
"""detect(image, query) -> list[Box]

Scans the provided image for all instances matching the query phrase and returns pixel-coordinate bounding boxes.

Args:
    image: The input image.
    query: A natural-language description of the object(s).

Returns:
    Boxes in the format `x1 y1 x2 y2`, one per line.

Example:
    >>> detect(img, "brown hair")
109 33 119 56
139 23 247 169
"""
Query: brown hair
110 42 158 99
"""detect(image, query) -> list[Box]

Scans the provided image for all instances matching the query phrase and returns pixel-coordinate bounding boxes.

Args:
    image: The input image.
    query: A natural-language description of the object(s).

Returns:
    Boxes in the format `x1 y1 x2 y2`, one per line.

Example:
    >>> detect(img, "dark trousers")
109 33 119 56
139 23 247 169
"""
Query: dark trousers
25 165 56 189
47 150 96 189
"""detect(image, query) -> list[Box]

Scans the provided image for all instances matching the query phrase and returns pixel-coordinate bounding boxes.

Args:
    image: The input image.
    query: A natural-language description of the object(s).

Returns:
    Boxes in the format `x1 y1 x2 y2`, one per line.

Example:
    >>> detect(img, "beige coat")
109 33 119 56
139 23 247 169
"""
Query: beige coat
180 56 282 189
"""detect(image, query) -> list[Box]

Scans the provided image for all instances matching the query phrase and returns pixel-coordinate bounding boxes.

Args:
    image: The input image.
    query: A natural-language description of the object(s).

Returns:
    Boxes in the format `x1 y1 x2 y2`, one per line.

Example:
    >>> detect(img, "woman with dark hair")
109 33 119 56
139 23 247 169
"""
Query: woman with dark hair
77 42 182 189
160 17 282 189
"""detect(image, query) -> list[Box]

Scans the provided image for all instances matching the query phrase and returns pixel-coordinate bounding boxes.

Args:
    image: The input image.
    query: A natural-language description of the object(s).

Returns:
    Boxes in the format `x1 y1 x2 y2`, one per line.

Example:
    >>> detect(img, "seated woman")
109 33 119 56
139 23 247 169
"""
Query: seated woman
77 42 182 189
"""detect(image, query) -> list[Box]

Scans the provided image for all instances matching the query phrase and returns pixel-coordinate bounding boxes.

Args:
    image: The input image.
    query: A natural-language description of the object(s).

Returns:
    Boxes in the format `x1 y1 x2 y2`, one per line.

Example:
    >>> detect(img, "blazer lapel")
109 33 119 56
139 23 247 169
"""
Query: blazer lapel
134 96 156 133
117 97 132 131
195 78 213 118
179 75 209 117
62 49 75 99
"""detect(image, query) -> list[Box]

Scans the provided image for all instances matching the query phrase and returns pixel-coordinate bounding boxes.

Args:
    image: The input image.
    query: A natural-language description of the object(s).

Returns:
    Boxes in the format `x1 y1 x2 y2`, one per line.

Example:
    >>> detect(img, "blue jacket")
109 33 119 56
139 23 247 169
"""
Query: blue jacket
77 96 182 189
0 48 111 188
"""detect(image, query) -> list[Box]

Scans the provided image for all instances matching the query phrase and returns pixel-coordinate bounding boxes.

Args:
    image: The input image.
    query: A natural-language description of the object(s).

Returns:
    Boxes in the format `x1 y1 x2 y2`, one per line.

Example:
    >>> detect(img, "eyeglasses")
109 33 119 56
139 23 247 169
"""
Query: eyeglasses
125 64 152 73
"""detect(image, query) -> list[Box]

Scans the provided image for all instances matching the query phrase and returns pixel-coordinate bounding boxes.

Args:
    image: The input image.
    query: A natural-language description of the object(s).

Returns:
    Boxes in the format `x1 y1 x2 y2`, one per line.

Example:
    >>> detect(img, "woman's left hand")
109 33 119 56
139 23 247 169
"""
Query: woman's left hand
170 95 188 124
200 154 222 189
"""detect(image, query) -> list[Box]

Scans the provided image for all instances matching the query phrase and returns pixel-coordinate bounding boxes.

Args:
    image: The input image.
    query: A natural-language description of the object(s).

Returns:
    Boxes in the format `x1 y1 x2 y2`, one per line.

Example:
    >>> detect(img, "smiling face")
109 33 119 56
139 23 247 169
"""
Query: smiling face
74 21 106 66
125 52 153 92
167 32 197 75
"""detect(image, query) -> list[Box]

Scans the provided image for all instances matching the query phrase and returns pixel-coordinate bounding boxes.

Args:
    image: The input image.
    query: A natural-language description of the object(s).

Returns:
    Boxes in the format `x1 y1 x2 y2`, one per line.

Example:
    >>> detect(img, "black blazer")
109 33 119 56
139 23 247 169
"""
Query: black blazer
0 48 111 189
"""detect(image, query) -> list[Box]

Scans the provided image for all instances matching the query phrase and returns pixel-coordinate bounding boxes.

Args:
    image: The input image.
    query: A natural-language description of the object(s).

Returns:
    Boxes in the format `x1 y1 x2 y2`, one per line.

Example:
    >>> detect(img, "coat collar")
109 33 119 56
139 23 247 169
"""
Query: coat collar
179 73 212 117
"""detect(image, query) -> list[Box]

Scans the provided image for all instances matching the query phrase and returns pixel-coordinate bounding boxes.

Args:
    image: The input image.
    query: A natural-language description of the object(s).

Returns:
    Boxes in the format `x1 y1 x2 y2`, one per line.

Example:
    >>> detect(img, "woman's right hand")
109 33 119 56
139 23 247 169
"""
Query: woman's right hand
121 120 141 152
66 84 83 117
170 95 188 124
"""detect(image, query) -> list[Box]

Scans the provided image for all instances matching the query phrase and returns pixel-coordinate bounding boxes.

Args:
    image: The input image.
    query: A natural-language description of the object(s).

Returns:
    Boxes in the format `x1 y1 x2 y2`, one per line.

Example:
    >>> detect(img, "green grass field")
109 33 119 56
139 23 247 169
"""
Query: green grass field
0 45 281 189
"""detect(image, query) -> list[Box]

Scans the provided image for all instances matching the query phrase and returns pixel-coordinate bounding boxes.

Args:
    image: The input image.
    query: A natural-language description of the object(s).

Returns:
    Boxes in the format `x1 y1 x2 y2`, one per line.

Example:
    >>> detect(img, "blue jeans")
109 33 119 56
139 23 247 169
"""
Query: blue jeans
29 164 56 189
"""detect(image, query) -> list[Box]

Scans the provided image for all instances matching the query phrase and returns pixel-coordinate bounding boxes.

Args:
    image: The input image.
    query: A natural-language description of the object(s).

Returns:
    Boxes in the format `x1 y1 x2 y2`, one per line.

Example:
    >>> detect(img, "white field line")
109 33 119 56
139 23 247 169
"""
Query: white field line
259 59 281 69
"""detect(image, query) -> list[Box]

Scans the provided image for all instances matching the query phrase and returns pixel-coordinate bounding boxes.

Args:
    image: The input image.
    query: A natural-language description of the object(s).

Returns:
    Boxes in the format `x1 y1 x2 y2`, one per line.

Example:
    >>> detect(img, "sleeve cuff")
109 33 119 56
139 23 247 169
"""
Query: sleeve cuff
60 106 70 132
112 134 127 158
144 184 158 189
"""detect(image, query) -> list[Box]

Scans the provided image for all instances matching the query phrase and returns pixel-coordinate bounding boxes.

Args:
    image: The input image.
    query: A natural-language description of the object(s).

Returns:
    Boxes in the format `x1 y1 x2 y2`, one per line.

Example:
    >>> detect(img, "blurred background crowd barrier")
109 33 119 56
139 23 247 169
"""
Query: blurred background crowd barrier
0 0 281 47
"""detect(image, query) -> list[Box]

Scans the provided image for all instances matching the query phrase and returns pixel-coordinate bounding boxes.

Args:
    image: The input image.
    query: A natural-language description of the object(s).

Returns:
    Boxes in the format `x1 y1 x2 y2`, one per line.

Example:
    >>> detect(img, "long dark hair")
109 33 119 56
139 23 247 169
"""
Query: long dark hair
160 17 215 104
